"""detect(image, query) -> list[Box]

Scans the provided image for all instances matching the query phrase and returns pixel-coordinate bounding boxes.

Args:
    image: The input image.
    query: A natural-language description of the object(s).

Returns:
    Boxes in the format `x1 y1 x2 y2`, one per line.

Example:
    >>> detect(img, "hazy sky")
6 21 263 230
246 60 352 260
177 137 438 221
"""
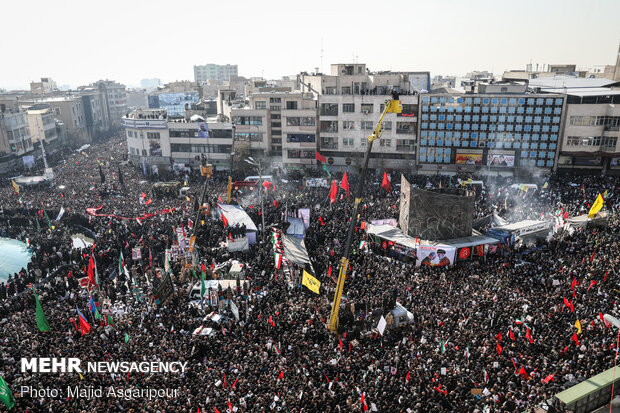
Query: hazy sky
2 0 619 90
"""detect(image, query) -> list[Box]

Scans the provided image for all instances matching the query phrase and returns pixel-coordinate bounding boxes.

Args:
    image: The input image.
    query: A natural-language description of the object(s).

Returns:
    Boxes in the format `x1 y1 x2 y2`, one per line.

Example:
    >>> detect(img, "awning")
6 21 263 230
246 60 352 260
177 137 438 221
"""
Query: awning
366 224 419 249
218 204 258 232
282 234 311 266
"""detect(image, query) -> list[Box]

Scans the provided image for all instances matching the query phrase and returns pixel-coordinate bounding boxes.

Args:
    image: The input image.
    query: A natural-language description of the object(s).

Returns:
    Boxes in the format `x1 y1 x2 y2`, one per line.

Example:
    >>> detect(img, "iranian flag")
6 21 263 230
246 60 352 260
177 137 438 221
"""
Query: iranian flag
359 240 367 250
274 252 283 269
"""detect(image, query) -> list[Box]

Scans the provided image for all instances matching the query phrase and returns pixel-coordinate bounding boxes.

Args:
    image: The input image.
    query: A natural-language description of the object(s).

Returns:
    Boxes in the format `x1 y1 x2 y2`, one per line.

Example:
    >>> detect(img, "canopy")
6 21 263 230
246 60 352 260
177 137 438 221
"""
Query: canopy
218 204 258 232
473 213 508 230
367 223 499 249
13 175 50 186
566 211 608 228
492 220 551 237
431 234 500 249
366 224 419 249
282 234 311 266
286 217 306 238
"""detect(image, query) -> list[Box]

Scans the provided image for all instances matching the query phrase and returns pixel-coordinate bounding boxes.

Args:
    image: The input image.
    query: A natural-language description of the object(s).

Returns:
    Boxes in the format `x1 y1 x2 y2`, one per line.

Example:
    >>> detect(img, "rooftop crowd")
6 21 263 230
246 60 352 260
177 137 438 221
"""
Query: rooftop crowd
0 136 618 412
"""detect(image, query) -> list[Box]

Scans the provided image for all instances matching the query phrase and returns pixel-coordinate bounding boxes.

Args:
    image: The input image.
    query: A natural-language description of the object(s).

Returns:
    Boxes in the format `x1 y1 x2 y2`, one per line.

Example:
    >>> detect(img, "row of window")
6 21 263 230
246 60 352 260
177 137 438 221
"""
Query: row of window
566 136 618 148
285 117 316 126
422 114 561 124
320 138 415 150
420 138 557 150
287 149 315 159
170 144 232 153
420 131 559 140
422 105 562 115
233 116 262 125
320 120 415 133
569 115 620 128
420 155 555 168
421 122 560 133
169 129 232 139
422 96 563 106
255 100 299 110
320 103 417 116
234 132 263 142
287 134 315 143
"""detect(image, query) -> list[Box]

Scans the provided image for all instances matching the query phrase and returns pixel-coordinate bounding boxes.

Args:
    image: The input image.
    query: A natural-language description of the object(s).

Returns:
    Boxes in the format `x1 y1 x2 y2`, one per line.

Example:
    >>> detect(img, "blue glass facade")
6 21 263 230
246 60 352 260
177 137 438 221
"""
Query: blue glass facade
418 94 564 168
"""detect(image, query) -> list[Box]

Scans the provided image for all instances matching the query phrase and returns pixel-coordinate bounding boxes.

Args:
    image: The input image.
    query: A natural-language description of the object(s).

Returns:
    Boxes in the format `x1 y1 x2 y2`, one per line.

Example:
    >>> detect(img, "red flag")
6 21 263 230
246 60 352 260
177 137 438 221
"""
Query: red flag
571 278 577 289
571 332 579 346
495 332 502 342
214 408 221 413
272 200 279 207
70 317 78 331
542 374 555 384
201 262 206 274
340 172 350 197
518 366 530 379
227 400 233 413
318 216 325 226
262 180 273 190
222 214 228 227
496 342 503 356
87 255 97 287
338 336 343 349
563 296 571 311
315 151 327 163
525 327 534 343
381 171 392 193
141 192 147 198
433 385 448 395
277 371 284 380
605 271 608 282
405 371 410 382
587 280 597 291
231 379 238 389
67 270 73 278
600 312 611 327
269 315 275 327
323 371 330 383
145 198 153 205
223 373 227 389
590 250 596 262
328 265 332 277
329 180 338 203
509 330 515 341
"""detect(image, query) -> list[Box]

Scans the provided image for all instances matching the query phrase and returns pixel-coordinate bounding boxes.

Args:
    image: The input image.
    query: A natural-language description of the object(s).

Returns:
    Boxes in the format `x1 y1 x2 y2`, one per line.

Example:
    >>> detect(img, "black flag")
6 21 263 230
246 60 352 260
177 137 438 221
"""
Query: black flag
98 164 105 184
118 165 124 187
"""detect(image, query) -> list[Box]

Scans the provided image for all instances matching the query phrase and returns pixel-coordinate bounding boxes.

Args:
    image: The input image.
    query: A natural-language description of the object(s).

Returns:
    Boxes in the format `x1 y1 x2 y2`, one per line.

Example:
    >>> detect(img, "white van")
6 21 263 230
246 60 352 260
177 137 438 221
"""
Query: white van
244 175 273 182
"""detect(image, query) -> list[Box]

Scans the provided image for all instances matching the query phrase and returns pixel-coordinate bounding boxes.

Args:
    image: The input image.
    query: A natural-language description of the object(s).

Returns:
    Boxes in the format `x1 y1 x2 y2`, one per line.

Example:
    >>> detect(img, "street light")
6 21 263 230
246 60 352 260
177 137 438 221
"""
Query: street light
244 157 265 239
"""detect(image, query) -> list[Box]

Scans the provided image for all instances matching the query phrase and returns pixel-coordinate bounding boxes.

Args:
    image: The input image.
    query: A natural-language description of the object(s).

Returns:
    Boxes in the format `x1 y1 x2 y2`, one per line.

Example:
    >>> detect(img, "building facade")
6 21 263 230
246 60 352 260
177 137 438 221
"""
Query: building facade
194 64 238 84
300 64 429 170
123 108 234 173
0 111 34 157
26 104 59 154
417 91 565 174
95 80 127 126
43 96 89 144
148 91 199 118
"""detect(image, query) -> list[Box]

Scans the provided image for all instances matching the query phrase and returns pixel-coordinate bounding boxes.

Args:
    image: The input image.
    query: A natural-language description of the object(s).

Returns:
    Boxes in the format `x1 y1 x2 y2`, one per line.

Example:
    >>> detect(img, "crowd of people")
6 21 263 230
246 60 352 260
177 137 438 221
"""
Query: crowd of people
0 135 618 412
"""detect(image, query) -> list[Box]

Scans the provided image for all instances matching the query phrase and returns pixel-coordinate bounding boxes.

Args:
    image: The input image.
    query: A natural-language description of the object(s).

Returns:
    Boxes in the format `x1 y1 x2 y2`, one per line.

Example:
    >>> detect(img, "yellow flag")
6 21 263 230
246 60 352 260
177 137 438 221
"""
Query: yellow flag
588 193 604 218
186 196 191 202
542 182 549 189
78 372 84 380
603 190 608 198
302 270 321 294
575 319 582 335
11 179 19 194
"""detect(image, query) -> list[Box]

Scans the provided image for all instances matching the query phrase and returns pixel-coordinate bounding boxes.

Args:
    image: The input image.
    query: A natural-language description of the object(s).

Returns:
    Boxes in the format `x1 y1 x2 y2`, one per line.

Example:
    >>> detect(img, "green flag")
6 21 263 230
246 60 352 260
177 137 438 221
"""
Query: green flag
42 208 52 231
34 291 50 332
36 218 41 234
200 272 206 300
0 376 15 410
125 333 130 343
322 163 331 178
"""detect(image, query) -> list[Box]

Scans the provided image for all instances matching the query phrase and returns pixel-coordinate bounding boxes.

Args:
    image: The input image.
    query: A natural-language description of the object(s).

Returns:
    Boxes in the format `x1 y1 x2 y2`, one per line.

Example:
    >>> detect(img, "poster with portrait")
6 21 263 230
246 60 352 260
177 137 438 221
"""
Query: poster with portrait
198 122 209 138
455 151 483 165
487 152 515 167
415 245 456 267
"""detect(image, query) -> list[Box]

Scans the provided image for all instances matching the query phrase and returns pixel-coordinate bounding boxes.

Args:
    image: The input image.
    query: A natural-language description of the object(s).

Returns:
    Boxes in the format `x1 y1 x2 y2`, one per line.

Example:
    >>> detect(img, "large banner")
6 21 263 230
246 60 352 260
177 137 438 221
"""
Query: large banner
305 178 328 188
297 208 310 229
455 151 483 165
22 155 35 167
487 152 515 167
416 245 456 267
198 122 209 138
398 175 411 235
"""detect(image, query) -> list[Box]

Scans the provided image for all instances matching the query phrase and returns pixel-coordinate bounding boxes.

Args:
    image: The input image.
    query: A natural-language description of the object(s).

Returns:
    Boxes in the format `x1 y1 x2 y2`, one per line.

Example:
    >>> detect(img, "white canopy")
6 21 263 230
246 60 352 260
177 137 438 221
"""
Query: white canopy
367 223 499 249
282 234 311 266
218 204 258 232
366 224 419 249
492 220 551 236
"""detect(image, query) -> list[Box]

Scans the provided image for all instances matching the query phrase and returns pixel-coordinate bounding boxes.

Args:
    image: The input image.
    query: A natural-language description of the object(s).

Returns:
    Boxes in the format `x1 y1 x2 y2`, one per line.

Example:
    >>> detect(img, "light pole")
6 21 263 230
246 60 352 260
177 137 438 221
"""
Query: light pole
245 157 265 240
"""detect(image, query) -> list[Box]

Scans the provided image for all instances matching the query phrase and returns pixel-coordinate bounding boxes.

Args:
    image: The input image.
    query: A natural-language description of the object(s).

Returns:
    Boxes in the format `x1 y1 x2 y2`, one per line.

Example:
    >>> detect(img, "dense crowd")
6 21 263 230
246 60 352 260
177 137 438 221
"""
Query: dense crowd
0 135 619 412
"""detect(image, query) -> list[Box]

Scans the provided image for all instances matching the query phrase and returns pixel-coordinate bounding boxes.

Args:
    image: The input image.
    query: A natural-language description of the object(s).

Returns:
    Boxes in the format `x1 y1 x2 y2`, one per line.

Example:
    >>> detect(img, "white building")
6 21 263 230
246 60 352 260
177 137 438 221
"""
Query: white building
95 80 128 126
123 108 234 173
194 64 238 84
0 111 34 157
300 64 429 170
26 104 58 148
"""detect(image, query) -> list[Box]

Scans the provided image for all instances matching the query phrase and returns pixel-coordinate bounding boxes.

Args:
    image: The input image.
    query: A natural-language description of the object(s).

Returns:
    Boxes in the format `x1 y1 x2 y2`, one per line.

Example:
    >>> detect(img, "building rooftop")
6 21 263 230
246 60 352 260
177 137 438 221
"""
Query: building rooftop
528 76 618 90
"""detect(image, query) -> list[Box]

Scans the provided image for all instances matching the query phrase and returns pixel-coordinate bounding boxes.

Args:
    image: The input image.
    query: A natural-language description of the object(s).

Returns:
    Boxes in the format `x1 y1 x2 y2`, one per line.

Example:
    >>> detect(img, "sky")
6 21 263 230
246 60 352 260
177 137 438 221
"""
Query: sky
1 0 619 90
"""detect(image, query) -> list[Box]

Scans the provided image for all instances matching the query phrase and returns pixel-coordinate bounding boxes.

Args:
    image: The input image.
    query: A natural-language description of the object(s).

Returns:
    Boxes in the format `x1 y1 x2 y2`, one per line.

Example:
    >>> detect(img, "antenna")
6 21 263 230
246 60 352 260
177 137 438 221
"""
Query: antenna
320 37 324 74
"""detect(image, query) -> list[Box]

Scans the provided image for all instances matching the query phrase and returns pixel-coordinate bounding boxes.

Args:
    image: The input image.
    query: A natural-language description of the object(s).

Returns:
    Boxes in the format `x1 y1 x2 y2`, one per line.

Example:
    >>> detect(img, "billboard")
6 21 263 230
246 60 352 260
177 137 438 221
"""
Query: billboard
198 122 209 138
416 245 455 267
487 152 515 167
455 151 483 165
22 155 35 167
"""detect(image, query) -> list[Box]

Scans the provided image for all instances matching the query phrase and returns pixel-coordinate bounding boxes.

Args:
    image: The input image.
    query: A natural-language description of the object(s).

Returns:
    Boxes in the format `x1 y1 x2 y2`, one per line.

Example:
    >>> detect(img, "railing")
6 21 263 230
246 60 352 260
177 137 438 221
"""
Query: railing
321 144 338 149
320 109 338 116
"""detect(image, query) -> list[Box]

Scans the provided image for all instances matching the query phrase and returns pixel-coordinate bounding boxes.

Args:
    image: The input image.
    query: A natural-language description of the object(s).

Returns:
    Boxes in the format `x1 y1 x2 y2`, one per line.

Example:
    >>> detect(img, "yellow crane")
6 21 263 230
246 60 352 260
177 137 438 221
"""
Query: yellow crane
328 93 402 333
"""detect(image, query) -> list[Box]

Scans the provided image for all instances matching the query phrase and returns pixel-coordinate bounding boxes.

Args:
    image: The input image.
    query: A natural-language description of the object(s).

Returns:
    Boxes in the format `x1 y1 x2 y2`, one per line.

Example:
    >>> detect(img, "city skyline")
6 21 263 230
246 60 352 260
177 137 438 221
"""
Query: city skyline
1 0 619 90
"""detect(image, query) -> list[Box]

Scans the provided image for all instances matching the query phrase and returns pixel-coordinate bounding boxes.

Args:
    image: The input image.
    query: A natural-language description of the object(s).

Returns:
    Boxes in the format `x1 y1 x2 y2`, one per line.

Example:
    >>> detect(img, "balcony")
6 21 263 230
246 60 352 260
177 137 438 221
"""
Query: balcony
320 109 338 116
321 143 338 150
396 145 415 152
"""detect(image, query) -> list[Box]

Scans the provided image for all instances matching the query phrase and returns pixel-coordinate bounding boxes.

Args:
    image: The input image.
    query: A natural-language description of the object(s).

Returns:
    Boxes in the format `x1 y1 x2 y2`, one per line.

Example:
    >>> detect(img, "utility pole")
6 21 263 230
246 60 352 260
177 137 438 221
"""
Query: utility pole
327 93 401 333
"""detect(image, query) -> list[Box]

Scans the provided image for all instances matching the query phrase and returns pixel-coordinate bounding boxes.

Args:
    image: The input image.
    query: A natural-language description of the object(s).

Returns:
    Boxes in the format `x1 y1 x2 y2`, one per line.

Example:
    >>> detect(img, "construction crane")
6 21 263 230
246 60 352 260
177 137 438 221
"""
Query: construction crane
327 92 402 333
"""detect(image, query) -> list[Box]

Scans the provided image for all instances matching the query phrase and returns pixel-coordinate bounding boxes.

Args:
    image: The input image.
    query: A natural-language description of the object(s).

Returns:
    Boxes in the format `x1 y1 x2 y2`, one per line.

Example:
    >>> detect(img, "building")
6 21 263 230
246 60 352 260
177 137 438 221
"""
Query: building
126 89 149 109
148 91 199 118
30 78 57 94
0 110 34 157
300 63 429 170
417 87 566 174
42 96 89 144
94 80 127 126
26 104 59 153
76 87 111 139
123 108 233 173
140 78 161 91
529 76 620 174
194 64 238 84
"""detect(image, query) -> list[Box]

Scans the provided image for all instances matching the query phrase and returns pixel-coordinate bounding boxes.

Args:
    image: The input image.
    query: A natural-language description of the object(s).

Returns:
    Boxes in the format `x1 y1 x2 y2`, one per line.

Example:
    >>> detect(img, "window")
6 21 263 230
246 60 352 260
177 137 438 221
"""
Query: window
271 122 281 128
287 117 300 126
301 117 315 126
342 103 355 113
321 103 338 116
361 121 373 130
379 139 391 147
361 104 373 114
255 101 266 109
270 106 281 111
343 121 355 130
602 137 617 149
396 122 413 134
287 149 315 158
233 116 262 125
286 101 298 110
341 86 351 95
146 132 160 139
320 121 338 132
287 134 315 143
271 114 281 120
343 138 354 146
383 121 392 130
396 139 415 151
269 97 281 103
235 132 263 142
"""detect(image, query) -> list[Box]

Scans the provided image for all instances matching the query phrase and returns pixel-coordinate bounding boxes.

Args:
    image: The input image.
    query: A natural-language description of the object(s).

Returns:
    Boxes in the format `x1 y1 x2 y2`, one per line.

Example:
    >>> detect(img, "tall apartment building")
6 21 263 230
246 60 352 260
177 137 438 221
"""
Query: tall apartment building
94 80 127 126
77 87 111 138
300 64 429 170
123 108 233 173
231 91 318 169
417 83 565 174
42 96 89 144
529 76 620 174
0 111 34 157
30 77 57 94
26 104 59 154
194 64 238 84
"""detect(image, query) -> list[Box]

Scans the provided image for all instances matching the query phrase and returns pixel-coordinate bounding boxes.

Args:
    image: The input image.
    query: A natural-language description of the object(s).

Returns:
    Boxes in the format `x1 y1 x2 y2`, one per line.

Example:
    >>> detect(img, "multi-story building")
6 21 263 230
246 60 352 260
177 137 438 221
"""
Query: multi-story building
529 76 620 174
231 91 318 170
76 87 110 138
417 84 565 174
0 110 34 156
123 108 233 173
194 64 238 84
42 96 89 144
26 104 59 153
300 63 429 170
148 91 199 118
94 80 127 126
30 77 57 95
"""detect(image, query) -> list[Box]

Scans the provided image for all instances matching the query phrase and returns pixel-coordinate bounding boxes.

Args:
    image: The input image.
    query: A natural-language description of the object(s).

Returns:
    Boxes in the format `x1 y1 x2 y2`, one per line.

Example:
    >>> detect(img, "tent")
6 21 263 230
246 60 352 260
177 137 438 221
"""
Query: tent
566 212 608 229
218 204 258 244
366 224 419 250
491 220 551 237
473 213 508 230
286 216 306 238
